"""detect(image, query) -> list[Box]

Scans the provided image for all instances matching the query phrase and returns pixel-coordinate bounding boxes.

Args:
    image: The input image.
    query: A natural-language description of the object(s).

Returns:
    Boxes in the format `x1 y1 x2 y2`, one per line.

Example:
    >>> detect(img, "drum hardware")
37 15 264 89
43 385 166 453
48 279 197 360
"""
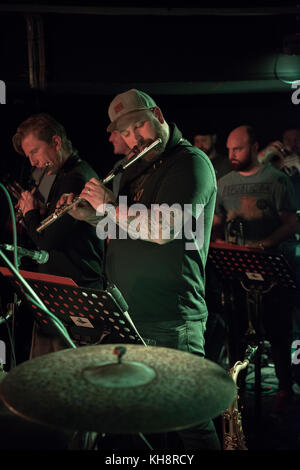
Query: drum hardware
0 344 236 434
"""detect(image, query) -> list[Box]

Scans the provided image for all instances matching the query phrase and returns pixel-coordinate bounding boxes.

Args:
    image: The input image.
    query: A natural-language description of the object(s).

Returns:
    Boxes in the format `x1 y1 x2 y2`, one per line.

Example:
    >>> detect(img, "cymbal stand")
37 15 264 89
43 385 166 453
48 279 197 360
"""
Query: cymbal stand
241 280 275 421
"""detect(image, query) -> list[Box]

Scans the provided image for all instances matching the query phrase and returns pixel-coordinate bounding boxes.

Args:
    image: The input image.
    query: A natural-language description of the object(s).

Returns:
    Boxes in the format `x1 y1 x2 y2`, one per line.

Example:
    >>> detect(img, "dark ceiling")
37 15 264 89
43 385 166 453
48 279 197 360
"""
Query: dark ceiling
0 3 300 183
1 3 300 98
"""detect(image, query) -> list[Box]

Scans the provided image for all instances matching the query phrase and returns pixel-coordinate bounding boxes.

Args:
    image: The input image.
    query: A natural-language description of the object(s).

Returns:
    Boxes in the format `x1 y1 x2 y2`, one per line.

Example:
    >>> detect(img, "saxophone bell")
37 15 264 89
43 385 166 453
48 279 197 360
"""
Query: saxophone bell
222 359 250 450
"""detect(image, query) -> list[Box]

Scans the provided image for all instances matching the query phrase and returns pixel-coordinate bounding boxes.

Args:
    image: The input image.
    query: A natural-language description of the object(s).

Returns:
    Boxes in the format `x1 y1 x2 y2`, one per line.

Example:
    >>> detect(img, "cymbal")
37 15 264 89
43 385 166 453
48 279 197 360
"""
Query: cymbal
0 344 236 434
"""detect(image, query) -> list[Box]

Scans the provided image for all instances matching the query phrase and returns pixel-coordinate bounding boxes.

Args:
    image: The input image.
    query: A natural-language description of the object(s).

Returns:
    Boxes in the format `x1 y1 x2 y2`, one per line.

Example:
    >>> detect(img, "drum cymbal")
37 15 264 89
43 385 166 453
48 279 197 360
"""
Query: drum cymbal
0 344 236 434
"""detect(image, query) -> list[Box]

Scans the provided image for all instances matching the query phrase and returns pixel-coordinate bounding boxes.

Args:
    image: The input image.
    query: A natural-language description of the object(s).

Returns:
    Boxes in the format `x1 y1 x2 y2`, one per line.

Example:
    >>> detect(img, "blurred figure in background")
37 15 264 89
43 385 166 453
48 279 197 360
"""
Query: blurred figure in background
193 126 230 180
212 124 298 413
258 127 300 208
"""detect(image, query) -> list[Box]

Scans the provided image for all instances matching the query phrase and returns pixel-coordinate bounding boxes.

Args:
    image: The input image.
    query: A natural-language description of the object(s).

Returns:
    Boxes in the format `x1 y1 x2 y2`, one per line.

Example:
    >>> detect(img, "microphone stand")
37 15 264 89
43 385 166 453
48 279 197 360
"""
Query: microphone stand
0 248 76 351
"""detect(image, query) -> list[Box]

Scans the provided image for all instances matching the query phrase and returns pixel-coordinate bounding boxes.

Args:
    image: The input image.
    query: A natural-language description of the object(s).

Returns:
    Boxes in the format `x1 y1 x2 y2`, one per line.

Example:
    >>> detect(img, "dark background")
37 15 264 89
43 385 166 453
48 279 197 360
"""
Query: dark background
0 2 300 188
0 4 299 452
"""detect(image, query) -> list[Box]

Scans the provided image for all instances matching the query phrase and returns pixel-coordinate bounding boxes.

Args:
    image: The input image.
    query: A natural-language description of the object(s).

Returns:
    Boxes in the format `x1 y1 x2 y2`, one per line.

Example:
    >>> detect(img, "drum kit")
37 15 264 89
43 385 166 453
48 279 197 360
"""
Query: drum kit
0 343 236 439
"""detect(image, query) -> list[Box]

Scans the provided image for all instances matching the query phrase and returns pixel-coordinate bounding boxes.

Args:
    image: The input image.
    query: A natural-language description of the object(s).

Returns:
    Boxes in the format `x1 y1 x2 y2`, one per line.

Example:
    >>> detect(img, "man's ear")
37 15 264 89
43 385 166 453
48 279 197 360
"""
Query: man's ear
212 134 217 145
52 135 62 151
152 107 164 124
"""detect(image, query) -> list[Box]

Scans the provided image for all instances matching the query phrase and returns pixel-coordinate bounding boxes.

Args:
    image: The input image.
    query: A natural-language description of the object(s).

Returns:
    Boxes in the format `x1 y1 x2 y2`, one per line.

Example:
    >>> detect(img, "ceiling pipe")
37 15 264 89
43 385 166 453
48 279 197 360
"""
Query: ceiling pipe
0 5 299 16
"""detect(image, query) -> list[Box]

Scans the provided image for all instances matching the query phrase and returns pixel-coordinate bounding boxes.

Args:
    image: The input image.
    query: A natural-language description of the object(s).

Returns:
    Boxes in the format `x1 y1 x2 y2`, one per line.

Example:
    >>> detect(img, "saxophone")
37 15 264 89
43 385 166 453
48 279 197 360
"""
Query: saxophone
222 345 257 450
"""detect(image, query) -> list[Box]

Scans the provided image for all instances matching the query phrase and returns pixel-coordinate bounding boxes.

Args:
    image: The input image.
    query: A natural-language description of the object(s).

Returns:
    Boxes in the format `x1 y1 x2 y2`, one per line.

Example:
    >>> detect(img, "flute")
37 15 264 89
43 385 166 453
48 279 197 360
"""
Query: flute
36 138 162 233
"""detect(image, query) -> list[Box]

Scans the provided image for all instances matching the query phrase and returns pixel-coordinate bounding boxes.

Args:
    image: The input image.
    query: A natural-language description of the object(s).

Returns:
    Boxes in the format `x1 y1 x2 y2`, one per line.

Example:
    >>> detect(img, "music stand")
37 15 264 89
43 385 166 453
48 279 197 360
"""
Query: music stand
208 242 297 420
0 264 152 450
0 267 145 347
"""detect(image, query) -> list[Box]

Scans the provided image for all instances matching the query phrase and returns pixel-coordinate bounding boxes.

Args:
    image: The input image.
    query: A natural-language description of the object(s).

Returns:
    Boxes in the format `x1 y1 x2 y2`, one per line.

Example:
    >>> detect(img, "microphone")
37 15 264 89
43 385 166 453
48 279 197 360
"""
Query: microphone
106 283 129 313
106 283 147 346
0 244 49 264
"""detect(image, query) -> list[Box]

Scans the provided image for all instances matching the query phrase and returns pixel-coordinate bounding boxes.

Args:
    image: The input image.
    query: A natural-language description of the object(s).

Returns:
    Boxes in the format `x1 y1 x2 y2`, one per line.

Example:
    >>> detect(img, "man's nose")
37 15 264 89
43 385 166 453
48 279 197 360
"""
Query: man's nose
135 132 147 148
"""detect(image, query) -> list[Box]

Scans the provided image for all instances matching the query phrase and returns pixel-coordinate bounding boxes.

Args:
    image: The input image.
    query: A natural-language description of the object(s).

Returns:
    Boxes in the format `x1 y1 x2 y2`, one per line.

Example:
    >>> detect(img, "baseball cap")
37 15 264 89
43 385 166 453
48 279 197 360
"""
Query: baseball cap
107 89 157 132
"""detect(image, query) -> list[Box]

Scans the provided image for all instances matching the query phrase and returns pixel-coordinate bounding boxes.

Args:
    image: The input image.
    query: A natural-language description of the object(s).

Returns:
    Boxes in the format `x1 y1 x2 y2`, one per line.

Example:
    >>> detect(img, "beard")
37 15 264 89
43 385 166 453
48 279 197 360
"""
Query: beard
138 121 168 162
229 156 253 172
199 146 212 156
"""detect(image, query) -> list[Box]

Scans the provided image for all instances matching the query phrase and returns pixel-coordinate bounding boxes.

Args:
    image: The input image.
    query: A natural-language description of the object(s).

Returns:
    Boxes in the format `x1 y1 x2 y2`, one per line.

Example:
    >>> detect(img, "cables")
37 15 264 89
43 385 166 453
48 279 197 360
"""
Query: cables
0 182 77 357
0 183 19 270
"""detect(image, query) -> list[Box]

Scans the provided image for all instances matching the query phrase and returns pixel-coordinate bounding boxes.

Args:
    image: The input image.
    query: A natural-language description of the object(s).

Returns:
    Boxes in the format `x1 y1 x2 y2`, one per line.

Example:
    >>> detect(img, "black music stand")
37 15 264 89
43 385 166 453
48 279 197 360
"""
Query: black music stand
208 242 297 420
0 267 145 347
0 263 153 450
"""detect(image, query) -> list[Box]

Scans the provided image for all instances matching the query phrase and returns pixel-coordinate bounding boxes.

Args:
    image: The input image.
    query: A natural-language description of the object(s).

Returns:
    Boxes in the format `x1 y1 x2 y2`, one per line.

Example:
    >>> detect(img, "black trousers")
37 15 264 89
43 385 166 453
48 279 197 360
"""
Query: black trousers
134 319 221 451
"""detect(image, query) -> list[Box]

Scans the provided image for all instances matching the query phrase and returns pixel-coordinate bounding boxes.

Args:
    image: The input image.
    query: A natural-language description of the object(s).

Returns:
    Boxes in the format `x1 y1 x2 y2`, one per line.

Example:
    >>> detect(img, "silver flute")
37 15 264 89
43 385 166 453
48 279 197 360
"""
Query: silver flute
36 138 162 233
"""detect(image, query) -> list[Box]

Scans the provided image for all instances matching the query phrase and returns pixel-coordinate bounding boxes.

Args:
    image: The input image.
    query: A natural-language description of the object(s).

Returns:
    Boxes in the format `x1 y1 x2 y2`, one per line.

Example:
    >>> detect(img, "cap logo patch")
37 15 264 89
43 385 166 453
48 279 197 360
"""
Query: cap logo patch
114 102 124 115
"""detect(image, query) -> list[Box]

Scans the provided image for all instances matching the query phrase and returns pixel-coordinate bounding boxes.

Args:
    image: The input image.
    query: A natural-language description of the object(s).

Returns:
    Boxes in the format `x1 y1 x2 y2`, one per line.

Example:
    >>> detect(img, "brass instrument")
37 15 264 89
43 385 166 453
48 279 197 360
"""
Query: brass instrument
36 138 162 233
258 145 300 175
5 181 25 223
222 345 257 450
4 163 50 222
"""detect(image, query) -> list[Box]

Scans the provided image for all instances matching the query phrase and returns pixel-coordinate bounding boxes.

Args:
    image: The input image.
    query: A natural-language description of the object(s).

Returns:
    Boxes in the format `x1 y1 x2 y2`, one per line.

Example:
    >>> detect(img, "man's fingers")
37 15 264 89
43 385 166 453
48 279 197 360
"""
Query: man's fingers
74 199 89 211
88 177 100 185
56 193 74 209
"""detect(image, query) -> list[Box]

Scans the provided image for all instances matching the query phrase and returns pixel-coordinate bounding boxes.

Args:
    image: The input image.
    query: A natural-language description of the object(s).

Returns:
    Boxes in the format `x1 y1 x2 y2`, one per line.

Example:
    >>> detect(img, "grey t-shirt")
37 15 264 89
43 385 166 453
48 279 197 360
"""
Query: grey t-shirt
215 163 297 244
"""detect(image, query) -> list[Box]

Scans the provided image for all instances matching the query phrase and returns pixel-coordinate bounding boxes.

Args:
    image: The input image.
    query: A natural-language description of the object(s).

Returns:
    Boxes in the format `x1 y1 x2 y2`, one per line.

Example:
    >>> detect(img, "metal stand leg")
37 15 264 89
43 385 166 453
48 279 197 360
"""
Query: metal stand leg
243 285 265 422
242 282 275 423
254 340 263 422
138 433 154 450
78 432 154 451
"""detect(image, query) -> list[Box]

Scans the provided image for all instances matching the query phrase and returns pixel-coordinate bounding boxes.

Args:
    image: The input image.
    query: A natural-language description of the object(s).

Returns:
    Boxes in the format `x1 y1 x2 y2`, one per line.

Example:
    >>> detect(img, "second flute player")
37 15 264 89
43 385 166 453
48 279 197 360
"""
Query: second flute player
12 114 105 358
13 113 105 290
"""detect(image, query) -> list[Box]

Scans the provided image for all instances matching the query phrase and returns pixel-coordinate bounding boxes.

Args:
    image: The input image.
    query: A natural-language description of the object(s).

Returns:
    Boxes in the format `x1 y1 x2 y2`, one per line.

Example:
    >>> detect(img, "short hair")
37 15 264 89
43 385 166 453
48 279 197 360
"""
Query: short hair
12 113 73 155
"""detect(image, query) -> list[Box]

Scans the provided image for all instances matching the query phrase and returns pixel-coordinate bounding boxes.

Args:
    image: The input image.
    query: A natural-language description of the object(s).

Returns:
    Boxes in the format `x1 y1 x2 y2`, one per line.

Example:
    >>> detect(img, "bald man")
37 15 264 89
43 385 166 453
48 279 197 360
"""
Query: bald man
213 125 297 248
212 124 298 413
